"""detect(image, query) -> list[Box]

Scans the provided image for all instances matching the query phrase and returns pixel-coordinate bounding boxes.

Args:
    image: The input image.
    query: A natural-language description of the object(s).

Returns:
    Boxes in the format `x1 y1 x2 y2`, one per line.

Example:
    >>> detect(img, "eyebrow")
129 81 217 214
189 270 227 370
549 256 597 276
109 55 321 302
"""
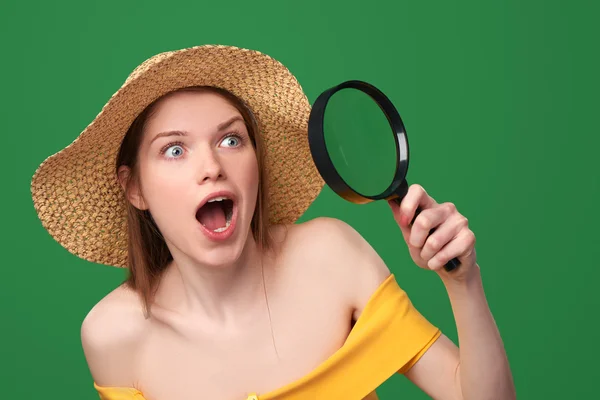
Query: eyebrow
150 116 245 145
217 115 244 131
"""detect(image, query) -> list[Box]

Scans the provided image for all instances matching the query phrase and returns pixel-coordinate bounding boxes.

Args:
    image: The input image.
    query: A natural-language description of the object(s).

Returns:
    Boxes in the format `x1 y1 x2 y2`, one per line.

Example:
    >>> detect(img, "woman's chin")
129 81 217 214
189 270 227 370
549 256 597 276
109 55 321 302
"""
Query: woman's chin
165 220 255 270
196 246 247 269
188 230 254 269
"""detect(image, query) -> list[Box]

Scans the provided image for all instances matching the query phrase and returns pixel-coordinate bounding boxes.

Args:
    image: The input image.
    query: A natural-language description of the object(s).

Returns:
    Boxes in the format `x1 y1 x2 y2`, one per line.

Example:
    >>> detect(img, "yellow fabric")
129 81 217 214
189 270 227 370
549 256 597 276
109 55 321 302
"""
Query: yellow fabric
94 274 441 400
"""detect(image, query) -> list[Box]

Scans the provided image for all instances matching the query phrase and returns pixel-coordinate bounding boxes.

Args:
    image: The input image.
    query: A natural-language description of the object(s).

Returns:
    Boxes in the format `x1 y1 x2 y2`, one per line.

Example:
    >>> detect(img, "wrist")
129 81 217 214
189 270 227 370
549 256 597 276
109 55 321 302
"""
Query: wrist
440 263 482 293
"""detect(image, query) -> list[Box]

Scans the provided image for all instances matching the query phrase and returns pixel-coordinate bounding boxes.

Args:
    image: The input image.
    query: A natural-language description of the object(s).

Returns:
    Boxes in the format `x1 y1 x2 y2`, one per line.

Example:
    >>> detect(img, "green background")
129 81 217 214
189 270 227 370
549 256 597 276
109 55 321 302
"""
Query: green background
1 0 598 398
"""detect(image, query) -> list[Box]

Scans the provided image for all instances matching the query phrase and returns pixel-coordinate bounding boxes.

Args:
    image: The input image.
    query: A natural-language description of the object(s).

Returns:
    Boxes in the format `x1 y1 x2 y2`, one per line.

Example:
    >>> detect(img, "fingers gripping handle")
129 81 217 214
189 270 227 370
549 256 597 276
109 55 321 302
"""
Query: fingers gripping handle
393 198 460 272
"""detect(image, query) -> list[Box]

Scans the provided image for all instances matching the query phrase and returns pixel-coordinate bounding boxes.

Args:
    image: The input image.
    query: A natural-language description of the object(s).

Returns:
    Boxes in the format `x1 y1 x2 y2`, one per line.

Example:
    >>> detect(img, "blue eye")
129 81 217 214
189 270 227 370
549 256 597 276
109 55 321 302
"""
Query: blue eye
221 135 241 148
165 145 184 158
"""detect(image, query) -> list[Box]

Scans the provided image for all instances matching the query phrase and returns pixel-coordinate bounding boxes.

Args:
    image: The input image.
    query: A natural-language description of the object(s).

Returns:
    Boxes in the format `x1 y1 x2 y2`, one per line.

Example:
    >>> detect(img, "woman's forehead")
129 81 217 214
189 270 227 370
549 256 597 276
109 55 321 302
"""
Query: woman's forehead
144 91 245 137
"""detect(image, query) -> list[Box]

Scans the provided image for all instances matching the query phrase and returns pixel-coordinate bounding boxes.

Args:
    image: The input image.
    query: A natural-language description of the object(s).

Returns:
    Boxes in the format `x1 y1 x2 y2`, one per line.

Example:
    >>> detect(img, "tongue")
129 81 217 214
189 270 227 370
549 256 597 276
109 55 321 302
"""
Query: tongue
197 202 226 231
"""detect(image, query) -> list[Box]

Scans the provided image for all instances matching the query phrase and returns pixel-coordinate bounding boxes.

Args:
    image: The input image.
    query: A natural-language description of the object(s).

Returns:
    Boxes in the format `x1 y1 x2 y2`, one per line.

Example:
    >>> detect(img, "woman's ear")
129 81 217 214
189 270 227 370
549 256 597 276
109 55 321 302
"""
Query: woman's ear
117 165 148 210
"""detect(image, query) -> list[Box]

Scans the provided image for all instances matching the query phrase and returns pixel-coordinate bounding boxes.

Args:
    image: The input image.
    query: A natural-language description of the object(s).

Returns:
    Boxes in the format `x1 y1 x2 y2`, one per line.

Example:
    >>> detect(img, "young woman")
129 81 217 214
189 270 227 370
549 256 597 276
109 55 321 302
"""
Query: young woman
31 45 515 400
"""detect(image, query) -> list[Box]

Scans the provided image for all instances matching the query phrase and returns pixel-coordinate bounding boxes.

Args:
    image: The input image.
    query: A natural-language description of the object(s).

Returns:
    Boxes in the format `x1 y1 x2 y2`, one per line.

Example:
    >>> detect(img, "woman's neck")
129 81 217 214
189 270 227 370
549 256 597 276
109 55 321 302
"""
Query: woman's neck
155 235 268 325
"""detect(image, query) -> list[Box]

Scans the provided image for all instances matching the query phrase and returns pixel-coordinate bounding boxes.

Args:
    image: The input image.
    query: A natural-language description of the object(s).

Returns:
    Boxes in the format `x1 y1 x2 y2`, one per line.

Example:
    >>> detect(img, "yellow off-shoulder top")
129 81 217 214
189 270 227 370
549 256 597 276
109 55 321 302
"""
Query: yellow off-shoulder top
94 274 441 400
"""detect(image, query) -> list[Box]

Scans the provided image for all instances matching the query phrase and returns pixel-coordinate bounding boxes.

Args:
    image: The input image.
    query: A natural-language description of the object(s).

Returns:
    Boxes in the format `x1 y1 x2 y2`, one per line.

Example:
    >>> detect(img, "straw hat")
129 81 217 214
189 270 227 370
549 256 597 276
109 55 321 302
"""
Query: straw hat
30 44 324 268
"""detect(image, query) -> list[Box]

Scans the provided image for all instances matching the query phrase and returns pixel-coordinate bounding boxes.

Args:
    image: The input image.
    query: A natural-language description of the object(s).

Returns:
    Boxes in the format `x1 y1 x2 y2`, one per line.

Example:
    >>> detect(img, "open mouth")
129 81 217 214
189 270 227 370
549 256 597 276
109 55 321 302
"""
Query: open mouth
195 196 235 233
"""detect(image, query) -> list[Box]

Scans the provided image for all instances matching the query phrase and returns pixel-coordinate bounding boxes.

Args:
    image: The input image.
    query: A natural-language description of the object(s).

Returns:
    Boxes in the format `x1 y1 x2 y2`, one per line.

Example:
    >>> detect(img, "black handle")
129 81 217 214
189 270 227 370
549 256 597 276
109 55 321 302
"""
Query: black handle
394 199 460 272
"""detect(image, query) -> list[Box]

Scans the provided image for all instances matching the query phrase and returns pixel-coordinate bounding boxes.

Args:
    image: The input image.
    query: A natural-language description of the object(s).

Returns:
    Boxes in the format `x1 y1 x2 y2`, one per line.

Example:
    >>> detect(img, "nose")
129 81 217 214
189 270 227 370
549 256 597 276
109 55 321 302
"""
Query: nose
196 148 225 183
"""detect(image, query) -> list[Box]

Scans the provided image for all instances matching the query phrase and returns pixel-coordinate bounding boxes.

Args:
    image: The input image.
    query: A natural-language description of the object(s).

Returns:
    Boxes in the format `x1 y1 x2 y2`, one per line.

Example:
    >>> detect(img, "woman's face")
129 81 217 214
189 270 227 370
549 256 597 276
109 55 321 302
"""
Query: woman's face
131 90 260 267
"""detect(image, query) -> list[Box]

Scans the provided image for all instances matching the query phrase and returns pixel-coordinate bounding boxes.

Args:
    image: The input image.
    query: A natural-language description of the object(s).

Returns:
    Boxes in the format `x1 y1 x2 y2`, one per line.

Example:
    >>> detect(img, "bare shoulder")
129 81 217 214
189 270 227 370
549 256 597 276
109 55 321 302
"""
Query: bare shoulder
276 217 391 317
81 283 149 387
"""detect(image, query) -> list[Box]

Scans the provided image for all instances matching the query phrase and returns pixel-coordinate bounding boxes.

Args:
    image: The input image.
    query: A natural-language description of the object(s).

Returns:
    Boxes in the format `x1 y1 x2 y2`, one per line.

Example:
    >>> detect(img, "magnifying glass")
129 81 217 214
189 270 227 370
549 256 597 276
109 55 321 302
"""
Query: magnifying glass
308 80 460 272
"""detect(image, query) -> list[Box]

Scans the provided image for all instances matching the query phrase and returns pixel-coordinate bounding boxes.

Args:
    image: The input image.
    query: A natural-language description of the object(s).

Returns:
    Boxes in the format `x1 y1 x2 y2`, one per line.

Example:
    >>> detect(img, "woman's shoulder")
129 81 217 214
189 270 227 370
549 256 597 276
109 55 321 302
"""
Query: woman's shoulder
277 216 373 251
276 217 392 318
281 216 389 270
80 283 148 387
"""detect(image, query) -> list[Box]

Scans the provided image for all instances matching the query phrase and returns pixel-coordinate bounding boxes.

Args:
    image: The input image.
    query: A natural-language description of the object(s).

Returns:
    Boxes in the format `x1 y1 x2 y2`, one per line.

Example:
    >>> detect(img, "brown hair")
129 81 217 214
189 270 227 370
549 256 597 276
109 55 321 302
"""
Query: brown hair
116 86 273 316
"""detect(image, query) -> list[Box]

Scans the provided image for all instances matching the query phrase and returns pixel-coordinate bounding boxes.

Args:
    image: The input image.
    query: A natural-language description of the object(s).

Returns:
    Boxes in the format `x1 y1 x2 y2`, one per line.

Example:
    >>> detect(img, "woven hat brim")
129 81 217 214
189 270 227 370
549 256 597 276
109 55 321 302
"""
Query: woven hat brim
31 45 324 268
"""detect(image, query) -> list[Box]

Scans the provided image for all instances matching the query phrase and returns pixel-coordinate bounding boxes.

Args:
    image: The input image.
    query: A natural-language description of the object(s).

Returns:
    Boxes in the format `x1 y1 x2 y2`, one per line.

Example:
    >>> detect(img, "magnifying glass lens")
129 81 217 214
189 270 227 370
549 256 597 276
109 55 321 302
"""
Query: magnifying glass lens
323 88 397 197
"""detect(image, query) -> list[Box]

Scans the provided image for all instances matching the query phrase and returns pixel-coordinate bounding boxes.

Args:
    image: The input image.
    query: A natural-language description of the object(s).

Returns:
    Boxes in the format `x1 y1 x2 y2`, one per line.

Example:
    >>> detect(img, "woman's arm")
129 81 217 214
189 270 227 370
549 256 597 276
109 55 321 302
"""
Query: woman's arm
403 267 516 400
391 184 516 400
445 266 515 400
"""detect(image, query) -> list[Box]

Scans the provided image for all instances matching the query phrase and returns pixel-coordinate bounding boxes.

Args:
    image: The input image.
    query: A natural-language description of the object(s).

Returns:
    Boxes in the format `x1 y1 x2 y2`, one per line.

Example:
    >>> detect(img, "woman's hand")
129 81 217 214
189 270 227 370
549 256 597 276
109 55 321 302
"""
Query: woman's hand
388 184 478 281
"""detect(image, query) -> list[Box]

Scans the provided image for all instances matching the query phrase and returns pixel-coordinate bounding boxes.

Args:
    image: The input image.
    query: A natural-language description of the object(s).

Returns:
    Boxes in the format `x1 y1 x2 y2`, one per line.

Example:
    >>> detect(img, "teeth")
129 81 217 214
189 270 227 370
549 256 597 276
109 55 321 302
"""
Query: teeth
207 196 228 203
213 219 231 233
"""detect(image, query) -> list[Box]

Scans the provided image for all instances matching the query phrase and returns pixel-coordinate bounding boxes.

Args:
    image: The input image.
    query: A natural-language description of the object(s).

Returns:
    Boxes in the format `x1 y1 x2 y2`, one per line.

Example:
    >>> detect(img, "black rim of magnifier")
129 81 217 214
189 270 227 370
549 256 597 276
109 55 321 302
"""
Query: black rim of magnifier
308 80 410 204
